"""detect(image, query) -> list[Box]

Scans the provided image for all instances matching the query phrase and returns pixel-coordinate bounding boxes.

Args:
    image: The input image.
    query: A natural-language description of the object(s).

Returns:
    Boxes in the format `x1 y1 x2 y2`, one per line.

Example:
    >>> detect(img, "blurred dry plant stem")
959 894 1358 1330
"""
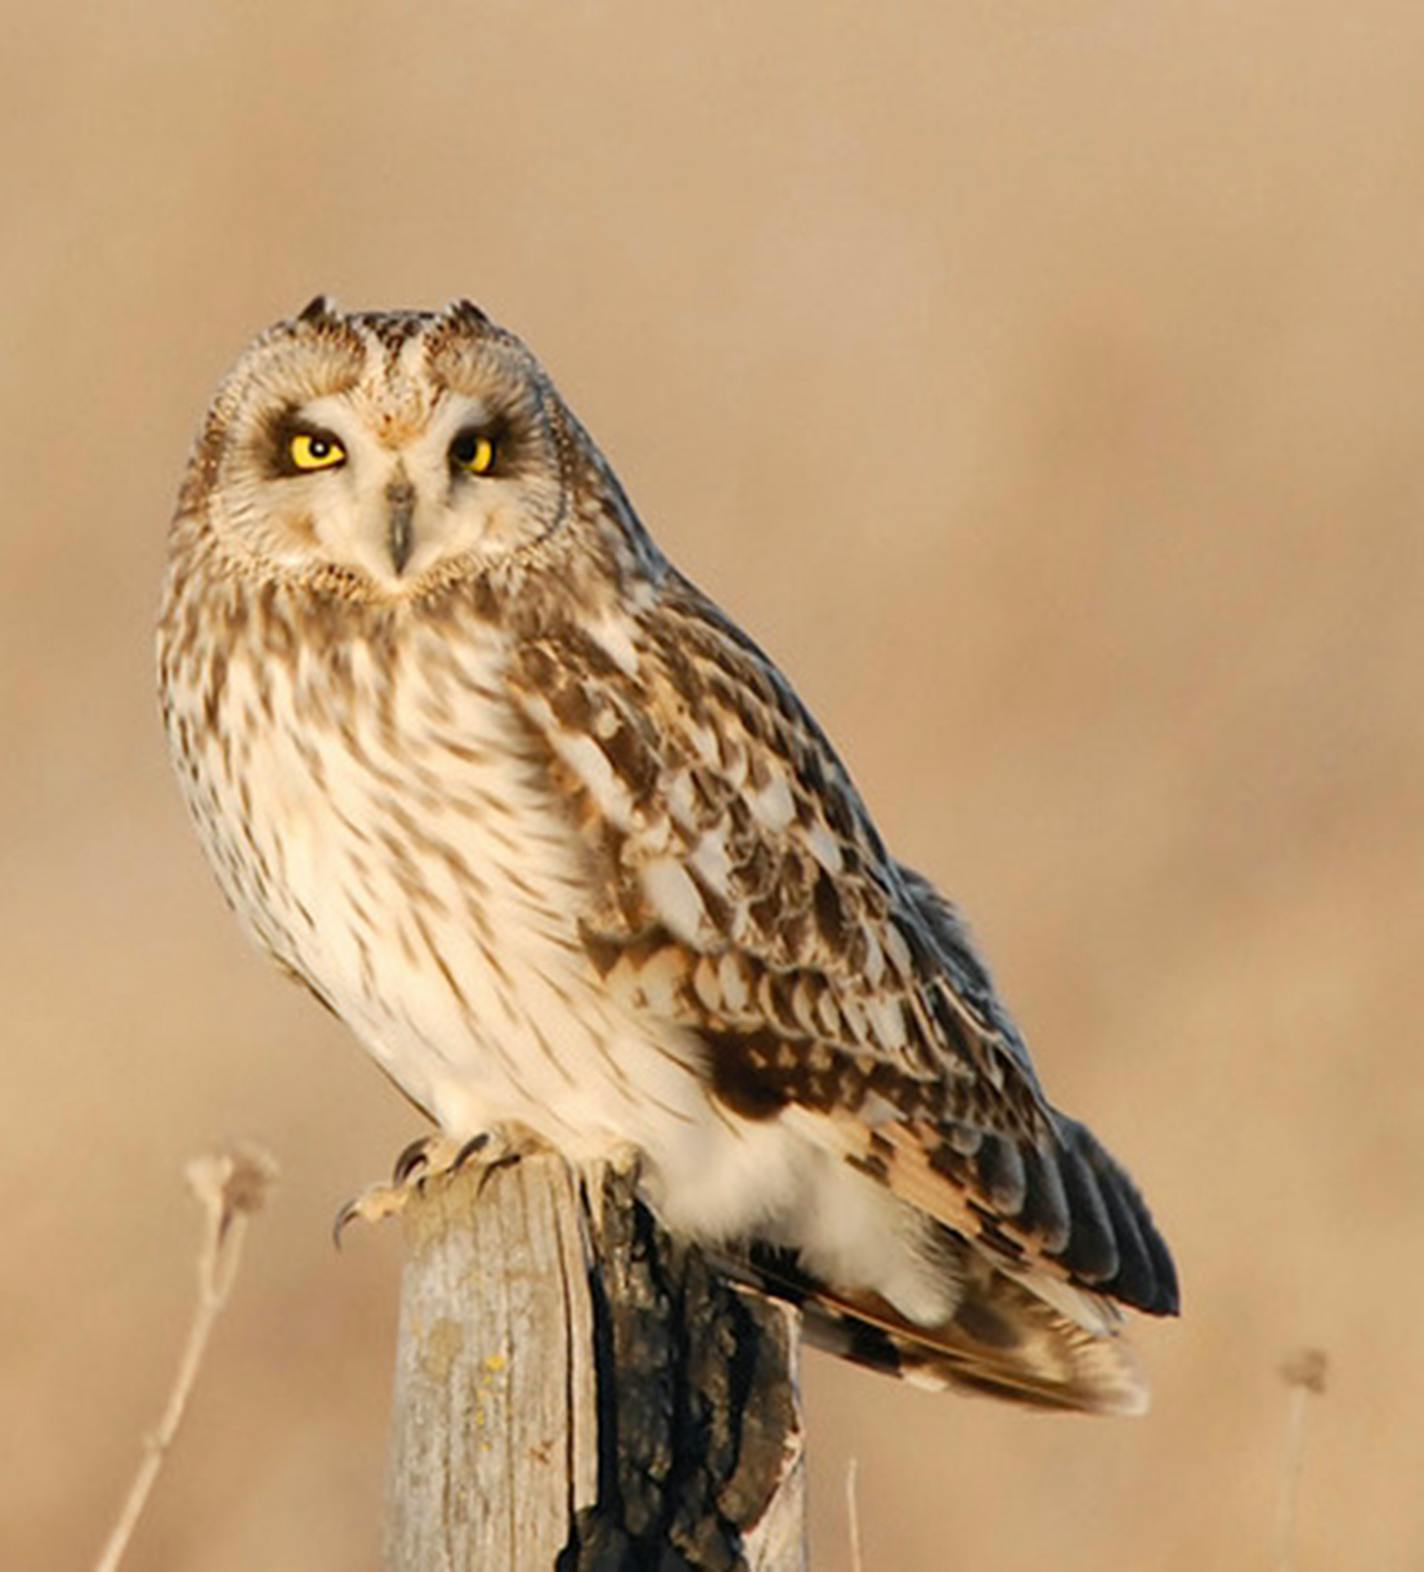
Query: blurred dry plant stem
385 1151 806 1570
92 1145 278 1572
845 1457 864 1572
1275 1347 1329 1572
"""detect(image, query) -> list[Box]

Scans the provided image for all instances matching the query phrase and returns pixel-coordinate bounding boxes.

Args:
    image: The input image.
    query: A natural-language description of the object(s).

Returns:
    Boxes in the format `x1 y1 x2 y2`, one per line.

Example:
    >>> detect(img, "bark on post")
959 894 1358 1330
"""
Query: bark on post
383 1152 806 1571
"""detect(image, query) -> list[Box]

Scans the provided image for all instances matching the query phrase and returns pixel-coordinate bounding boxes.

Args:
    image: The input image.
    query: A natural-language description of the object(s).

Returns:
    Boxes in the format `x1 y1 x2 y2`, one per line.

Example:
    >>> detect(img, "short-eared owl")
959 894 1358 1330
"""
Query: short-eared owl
158 297 1177 1413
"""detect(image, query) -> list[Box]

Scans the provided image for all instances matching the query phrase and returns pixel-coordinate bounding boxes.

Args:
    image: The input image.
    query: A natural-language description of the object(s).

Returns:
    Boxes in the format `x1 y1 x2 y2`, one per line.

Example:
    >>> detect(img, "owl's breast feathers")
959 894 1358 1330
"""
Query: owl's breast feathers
504 568 1178 1324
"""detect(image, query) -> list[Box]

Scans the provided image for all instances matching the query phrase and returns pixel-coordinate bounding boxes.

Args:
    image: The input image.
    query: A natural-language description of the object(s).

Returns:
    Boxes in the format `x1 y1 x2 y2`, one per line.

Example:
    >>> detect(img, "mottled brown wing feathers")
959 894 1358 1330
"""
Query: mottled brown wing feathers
507 573 1178 1320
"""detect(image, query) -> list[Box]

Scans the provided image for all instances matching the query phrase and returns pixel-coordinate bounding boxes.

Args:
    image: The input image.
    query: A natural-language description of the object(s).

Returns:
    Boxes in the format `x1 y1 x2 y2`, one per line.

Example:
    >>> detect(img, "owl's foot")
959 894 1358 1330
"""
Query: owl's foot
333 1127 524 1244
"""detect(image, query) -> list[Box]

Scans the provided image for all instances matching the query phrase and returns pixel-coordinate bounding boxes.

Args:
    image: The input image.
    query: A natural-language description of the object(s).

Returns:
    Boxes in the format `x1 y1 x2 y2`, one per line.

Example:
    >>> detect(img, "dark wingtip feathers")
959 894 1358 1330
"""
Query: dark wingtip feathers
966 1115 1179 1317
1053 1117 1180 1316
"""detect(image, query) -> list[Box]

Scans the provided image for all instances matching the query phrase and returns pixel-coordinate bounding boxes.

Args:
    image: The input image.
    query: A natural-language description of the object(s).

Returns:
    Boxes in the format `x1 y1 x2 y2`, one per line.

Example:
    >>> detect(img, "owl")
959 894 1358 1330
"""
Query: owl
158 297 1177 1414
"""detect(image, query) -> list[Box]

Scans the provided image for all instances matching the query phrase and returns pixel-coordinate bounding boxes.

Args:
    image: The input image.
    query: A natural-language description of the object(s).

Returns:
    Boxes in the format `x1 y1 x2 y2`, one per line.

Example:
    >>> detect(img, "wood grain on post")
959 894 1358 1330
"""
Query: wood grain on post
383 1152 807 1572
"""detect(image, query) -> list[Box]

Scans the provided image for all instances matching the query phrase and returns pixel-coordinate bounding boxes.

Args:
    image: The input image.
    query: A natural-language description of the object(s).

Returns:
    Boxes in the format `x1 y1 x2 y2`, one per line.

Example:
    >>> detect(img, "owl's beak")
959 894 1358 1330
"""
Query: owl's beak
386 477 416 575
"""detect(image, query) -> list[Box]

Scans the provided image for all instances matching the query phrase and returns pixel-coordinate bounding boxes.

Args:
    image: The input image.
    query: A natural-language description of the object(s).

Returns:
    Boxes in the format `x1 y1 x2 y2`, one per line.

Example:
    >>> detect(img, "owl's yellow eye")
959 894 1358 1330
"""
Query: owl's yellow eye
451 429 496 475
289 432 346 471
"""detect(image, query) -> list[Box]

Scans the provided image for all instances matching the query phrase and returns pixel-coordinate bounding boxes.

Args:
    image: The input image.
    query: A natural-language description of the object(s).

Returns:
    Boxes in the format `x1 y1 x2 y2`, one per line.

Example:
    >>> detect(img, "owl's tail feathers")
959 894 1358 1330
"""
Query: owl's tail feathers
733 1246 1149 1416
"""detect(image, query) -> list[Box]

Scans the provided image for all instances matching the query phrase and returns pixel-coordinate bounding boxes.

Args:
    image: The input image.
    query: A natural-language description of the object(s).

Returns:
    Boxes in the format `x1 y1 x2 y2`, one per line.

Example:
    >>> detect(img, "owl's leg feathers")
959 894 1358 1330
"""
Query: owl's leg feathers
332 1125 531 1244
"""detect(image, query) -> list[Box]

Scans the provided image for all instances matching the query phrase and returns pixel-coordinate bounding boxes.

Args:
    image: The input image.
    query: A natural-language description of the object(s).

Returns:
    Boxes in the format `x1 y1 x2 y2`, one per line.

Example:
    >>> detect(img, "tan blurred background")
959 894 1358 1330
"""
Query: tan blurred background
4 2 1422 1567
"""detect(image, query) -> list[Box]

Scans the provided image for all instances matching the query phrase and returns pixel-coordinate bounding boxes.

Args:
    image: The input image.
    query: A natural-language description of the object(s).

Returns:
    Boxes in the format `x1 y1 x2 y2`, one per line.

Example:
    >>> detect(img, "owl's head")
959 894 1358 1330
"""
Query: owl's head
181 297 600 597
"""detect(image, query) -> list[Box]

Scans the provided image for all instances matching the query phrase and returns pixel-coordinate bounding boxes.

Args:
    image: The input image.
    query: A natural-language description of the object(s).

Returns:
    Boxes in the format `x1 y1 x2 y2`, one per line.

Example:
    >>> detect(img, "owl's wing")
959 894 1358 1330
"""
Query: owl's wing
506 571 1177 1320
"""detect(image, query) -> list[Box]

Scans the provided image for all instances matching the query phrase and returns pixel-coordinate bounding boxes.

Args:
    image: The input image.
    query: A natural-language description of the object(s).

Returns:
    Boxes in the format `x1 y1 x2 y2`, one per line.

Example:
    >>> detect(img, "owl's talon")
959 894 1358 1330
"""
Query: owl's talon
332 1186 407 1247
475 1149 523 1198
392 1135 441 1186
334 1127 534 1246
453 1131 495 1170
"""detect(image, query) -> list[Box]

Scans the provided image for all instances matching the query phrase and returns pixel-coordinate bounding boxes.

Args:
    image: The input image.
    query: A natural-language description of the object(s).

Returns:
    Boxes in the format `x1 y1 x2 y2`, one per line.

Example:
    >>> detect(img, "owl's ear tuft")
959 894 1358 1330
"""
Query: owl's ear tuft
449 298 491 328
297 294 336 324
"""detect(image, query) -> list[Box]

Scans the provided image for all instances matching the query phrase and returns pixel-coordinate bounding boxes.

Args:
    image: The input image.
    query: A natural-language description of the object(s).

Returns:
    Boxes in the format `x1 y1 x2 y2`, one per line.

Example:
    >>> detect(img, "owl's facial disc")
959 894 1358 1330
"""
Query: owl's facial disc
210 315 570 595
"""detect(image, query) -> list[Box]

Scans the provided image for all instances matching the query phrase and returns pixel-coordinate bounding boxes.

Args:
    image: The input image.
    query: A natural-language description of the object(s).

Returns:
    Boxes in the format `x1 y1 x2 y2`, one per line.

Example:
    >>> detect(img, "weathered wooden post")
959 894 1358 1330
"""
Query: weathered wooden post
383 1153 807 1571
